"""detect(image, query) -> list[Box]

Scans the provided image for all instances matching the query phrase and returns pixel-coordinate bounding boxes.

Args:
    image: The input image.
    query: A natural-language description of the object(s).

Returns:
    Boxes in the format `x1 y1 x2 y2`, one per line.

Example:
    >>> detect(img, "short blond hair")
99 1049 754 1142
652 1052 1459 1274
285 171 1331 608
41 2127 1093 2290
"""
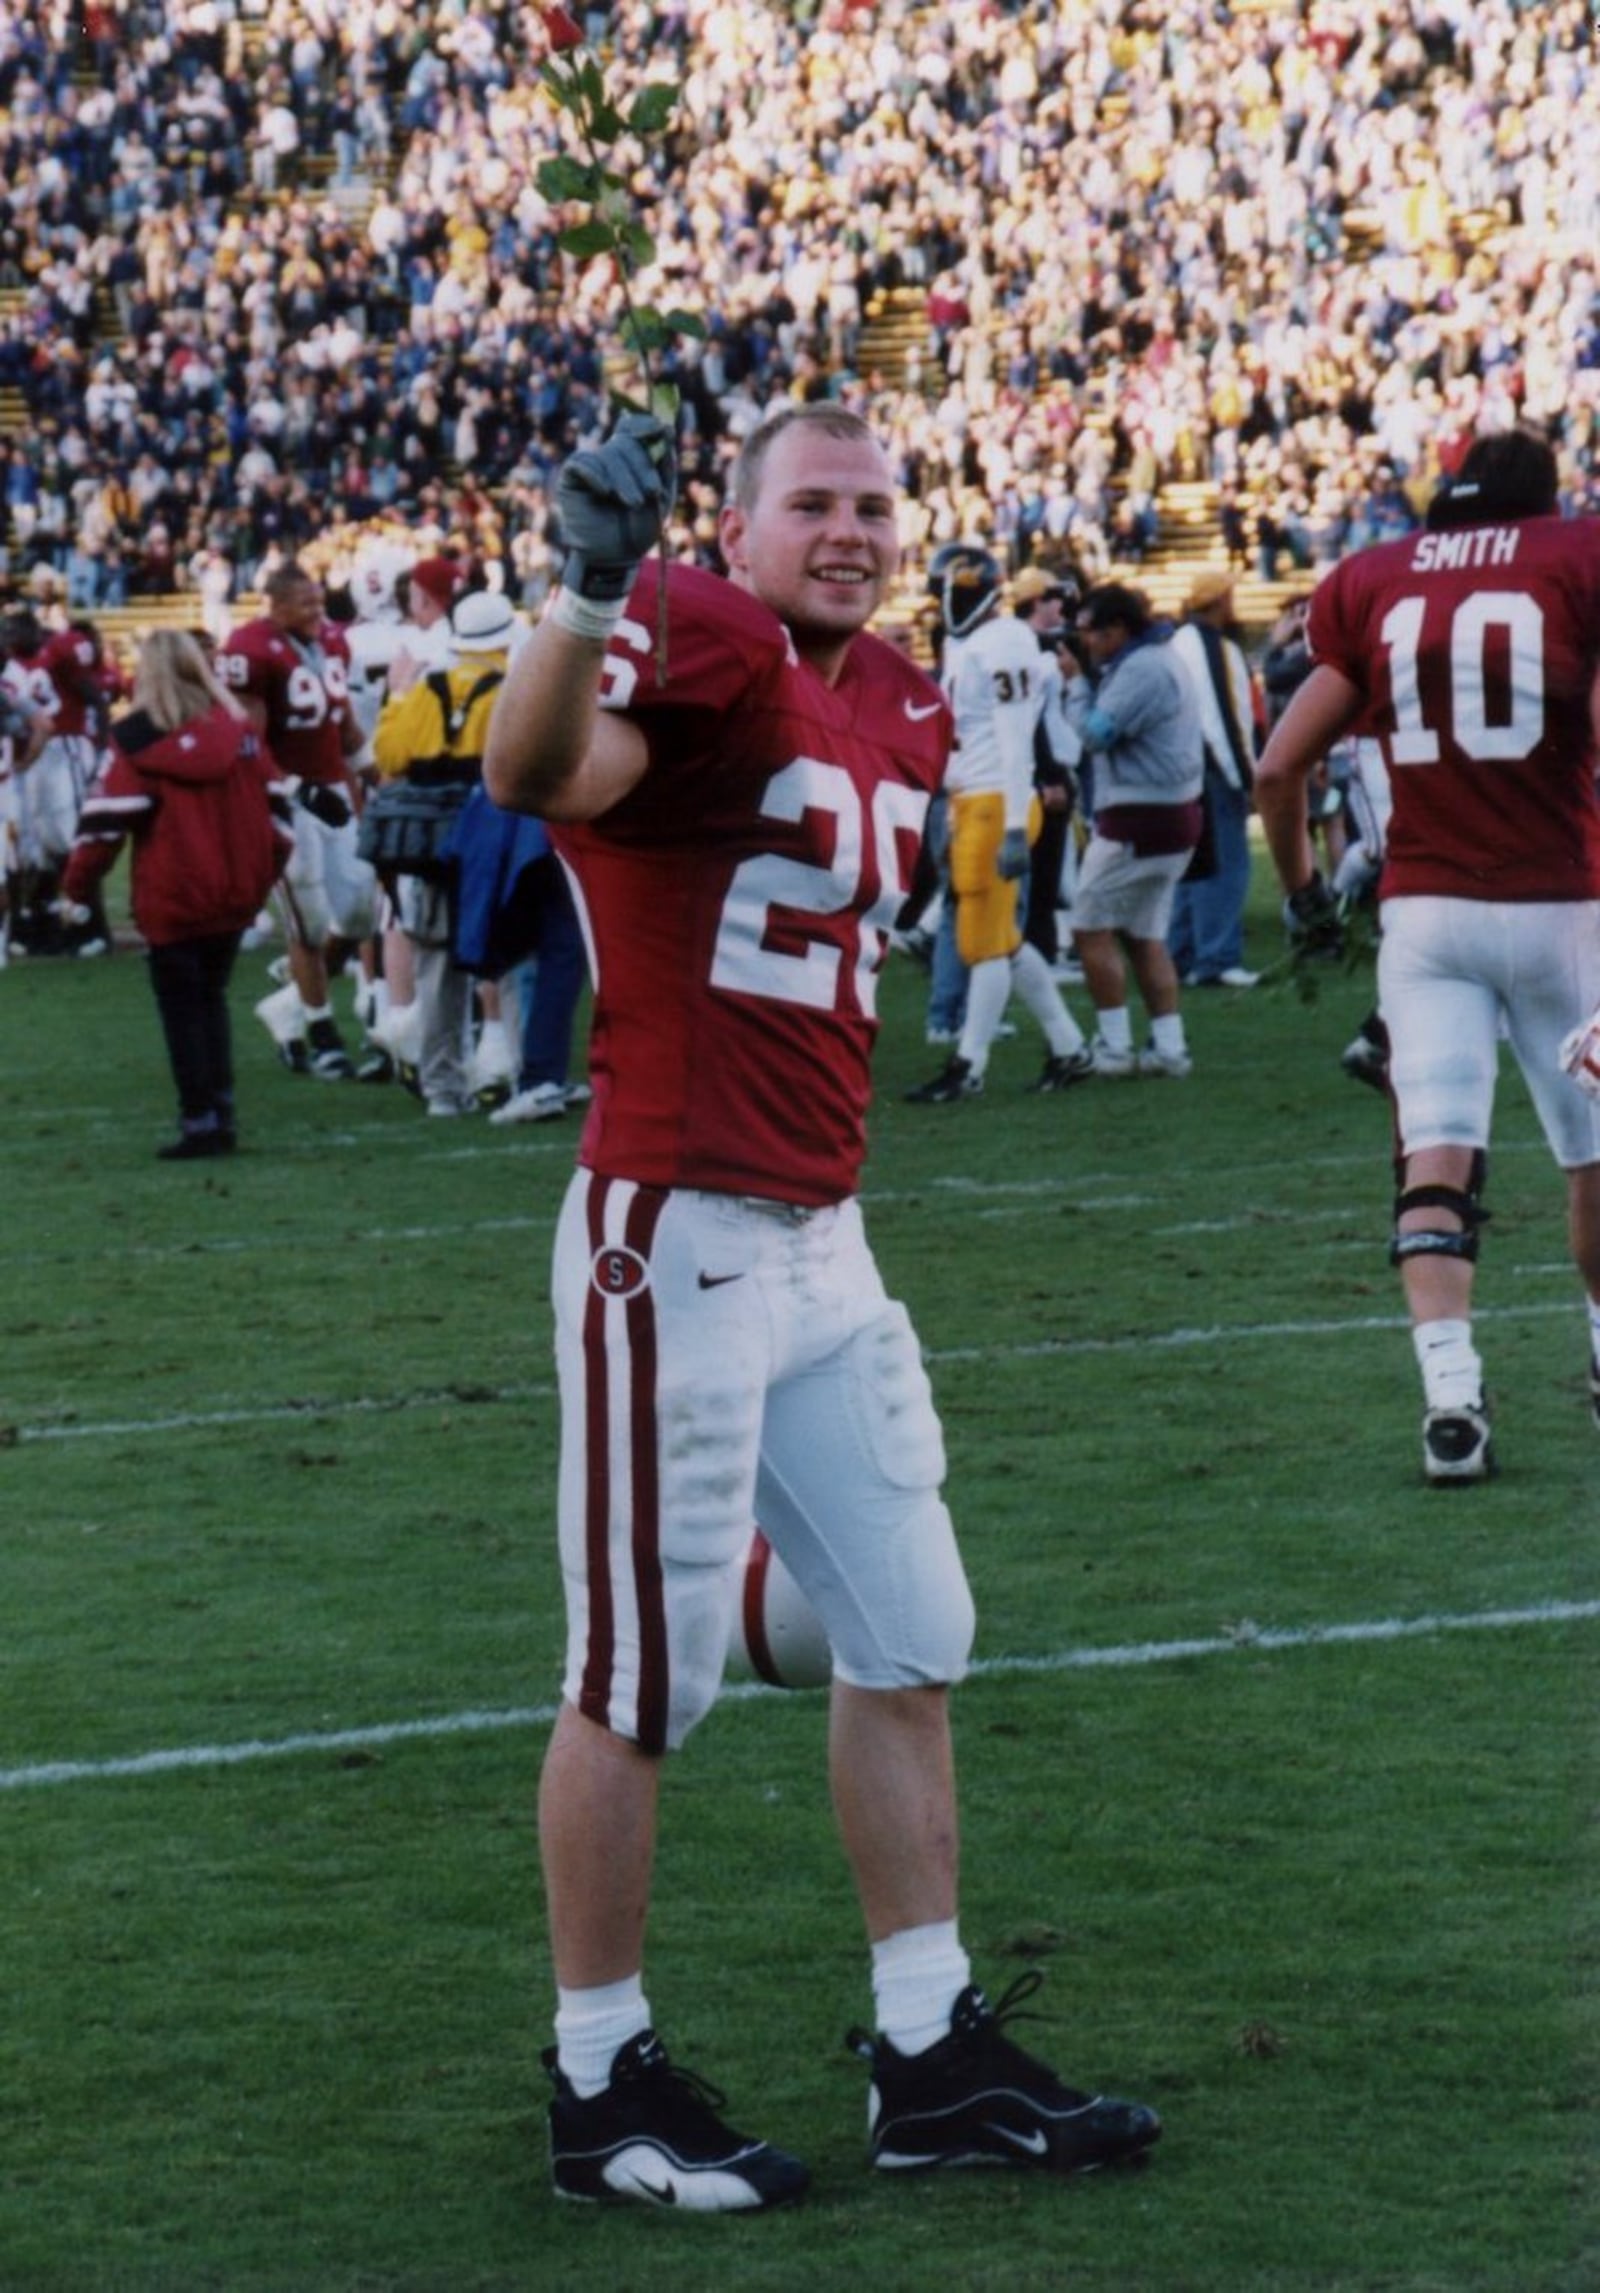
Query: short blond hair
133 629 242 734
730 403 882 511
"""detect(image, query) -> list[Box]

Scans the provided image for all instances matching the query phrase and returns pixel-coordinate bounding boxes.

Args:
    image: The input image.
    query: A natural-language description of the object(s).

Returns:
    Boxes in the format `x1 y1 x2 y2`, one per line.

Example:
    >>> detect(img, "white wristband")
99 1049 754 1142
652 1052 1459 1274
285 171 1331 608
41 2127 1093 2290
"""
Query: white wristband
548 587 627 643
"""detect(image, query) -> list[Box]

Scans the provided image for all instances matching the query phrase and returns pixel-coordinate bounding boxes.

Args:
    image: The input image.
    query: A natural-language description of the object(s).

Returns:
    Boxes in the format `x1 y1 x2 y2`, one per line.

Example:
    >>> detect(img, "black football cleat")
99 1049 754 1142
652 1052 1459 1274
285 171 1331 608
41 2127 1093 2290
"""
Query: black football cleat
904 1055 982 1104
1030 1048 1096 1092
1422 1401 1496 1485
545 2031 810 2212
849 1974 1161 2175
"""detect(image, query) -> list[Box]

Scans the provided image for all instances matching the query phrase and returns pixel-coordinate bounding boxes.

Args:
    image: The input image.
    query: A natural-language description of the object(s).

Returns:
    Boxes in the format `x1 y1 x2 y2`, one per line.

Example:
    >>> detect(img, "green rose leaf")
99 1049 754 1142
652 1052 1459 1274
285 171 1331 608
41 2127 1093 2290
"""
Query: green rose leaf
558 220 620 258
628 83 679 134
536 155 598 202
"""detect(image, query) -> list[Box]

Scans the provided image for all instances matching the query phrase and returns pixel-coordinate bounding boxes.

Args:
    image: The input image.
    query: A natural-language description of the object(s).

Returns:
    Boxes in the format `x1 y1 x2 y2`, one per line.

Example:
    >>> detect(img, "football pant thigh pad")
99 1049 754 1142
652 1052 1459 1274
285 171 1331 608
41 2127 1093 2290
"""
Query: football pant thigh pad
756 1304 975 1691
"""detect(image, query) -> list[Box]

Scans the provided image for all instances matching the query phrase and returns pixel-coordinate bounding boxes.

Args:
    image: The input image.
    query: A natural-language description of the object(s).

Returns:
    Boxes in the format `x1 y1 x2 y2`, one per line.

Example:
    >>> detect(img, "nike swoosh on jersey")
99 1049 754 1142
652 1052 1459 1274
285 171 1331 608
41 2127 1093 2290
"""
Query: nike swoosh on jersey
904 697 944 721
697 1271 745 1289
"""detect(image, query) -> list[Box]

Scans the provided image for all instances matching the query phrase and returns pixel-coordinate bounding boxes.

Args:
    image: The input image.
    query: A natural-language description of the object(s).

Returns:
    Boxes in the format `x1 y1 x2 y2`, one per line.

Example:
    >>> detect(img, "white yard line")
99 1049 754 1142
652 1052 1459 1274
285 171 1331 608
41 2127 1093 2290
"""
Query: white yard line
3 1595 1595 1794
12 1298 1581 1443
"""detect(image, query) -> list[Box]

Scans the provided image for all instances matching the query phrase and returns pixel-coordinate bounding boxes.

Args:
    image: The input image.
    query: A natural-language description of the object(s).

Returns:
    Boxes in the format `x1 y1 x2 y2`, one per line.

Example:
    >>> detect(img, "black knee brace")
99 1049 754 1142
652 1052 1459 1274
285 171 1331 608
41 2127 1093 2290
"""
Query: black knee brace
1389 1152 1490 1268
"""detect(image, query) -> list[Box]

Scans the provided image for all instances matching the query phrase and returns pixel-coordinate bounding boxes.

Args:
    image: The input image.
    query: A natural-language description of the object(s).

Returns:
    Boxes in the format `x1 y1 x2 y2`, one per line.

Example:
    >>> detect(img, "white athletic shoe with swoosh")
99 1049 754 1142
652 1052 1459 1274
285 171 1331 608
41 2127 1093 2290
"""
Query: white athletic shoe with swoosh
849 1973 1162 2175
545 2031 810 2211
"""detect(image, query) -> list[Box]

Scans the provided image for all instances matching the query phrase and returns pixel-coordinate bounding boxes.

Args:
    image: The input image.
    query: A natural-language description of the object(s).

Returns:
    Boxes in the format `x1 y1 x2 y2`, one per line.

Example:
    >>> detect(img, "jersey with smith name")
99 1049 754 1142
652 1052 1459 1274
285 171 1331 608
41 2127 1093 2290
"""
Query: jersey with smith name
552 561 951 1206
1308 513 1600 901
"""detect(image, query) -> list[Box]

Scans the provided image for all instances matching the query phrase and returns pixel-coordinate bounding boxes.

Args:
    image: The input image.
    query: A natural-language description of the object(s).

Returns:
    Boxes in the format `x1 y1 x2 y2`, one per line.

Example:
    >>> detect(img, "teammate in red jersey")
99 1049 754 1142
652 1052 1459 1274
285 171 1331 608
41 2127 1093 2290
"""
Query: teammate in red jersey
219 561 372 1077
484 404 1160 2212
1256 430 1600 1481
2 611 106 951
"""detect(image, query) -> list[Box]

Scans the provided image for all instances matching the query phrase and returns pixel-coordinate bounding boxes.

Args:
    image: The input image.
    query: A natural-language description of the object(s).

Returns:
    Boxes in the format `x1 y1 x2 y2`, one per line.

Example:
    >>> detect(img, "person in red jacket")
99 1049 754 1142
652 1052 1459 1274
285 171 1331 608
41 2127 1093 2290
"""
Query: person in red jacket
61 630 296 1159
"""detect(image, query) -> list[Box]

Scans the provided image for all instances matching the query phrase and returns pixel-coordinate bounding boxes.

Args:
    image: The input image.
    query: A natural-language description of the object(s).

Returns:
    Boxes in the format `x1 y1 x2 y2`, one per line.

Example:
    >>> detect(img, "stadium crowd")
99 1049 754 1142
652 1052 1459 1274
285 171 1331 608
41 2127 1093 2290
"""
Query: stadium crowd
0 0 1598 628
3 0 1600 1090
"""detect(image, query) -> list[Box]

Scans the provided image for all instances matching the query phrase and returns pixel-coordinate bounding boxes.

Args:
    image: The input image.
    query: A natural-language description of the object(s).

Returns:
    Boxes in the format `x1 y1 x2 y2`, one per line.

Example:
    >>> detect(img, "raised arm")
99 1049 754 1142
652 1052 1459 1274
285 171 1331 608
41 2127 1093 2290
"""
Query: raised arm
483 414 675 824
482 616 650 823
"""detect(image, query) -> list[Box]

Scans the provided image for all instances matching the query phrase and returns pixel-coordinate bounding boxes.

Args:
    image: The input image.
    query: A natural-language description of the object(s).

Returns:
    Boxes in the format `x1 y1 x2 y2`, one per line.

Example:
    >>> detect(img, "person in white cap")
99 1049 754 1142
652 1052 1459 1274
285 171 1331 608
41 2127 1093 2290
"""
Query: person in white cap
371 588 514 1114
359 554 466 1080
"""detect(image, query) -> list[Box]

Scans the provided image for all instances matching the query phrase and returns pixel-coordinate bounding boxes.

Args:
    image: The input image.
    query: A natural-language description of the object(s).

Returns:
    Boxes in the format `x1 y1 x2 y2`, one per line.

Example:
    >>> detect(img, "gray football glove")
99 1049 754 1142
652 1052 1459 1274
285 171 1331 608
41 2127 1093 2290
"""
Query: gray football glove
998 827 1030 881
556 413 677 606
1282 869 1343 957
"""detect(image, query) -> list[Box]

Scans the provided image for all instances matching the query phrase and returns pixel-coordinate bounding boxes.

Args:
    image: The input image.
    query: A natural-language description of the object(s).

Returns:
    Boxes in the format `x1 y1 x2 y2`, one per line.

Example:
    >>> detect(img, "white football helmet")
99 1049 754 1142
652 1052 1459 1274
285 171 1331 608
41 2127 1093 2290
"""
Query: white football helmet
725 1530 833 1691
350 545 409 623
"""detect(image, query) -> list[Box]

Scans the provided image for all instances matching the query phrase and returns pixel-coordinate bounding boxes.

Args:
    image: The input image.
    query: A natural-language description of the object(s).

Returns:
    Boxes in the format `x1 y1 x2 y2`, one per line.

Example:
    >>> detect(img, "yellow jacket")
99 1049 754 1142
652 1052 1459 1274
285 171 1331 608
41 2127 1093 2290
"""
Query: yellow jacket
372 655 506 781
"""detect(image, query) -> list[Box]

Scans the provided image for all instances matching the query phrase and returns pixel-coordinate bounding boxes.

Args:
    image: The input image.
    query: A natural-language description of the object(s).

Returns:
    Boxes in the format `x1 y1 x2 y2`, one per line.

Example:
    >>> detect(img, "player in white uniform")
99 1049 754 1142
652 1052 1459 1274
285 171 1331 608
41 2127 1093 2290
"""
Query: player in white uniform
905 546 1092 1101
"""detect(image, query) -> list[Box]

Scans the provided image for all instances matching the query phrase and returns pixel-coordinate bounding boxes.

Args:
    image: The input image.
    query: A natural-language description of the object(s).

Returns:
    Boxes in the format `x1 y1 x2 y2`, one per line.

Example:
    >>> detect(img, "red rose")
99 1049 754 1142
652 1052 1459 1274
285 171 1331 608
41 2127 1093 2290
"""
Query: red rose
543 4 584 49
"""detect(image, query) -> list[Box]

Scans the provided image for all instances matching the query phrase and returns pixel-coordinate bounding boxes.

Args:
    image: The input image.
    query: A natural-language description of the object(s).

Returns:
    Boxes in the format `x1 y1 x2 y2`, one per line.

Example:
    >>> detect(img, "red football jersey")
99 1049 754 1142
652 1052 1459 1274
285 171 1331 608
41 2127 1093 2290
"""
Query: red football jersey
217 616 354 784
1309 514 1600 899
6 633 100 740
552 562 951 1206
38 629 101 738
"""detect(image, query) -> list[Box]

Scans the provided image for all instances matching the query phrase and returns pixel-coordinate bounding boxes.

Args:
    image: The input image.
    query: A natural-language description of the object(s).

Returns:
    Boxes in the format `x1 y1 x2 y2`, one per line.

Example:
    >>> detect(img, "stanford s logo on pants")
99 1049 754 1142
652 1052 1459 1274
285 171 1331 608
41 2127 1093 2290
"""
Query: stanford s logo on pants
592 1243 650 1299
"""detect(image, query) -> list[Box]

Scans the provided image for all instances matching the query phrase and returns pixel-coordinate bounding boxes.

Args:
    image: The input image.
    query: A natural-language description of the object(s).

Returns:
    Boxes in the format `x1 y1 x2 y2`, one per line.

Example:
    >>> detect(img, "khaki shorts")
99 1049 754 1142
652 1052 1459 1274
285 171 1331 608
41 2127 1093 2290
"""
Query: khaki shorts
1073 832 1192 941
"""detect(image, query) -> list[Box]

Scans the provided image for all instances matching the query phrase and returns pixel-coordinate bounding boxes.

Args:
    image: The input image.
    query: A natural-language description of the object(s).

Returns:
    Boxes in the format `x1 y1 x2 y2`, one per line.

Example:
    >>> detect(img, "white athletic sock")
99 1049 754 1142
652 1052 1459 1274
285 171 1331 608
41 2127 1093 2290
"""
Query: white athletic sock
871 1920 971 2057
1096 1004 1133 1053
1150 1011 1188 1058
301 1002 334 1027
1412 1318 1484 1412
1587 1297 1600 1363
1009 941 1084 1055
555 1975 652 2098
957 957 1012 1076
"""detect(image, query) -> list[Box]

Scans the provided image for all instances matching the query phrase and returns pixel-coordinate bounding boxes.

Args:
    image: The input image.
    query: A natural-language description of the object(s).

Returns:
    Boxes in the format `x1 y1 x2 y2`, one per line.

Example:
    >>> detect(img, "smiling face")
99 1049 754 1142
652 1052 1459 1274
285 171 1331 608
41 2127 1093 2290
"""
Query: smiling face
270 573 324 639
718 417 900 684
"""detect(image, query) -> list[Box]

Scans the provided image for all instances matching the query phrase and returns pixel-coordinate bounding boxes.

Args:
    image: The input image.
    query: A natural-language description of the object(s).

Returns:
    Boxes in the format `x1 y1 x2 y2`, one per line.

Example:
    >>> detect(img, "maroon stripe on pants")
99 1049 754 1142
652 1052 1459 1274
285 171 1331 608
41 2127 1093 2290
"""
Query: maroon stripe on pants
624 1185 670 1753
575 1177 672 1749
576 1175 618 1729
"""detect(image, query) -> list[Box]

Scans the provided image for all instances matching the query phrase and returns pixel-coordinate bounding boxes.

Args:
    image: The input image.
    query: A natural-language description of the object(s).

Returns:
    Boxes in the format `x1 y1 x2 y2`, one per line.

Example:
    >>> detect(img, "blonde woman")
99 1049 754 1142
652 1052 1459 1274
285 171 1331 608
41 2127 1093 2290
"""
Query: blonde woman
60 631 295 1159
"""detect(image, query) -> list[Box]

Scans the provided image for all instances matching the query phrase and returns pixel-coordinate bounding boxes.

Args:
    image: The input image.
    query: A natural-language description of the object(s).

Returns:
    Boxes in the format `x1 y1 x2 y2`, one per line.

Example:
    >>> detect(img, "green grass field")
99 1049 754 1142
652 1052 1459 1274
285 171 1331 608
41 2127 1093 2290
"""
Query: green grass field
3 873 1597 2291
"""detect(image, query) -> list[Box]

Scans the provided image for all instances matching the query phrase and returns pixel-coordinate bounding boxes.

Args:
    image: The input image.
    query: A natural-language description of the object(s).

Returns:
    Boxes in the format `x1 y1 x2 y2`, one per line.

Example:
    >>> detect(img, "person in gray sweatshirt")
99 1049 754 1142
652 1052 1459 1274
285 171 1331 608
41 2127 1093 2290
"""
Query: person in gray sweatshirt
1064 583 1204 1077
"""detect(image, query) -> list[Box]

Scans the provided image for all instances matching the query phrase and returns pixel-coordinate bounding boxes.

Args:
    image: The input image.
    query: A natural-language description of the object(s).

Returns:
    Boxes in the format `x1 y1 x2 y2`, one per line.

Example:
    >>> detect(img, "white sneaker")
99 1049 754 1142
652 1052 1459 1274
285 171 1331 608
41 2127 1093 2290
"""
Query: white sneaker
489 1081 569 1125
426 1094 475 1118
1138 1043 1193 1079
469 1020 516 1100
1089 1037 1138 1078
1217 967 1260 989
254 980 305 1047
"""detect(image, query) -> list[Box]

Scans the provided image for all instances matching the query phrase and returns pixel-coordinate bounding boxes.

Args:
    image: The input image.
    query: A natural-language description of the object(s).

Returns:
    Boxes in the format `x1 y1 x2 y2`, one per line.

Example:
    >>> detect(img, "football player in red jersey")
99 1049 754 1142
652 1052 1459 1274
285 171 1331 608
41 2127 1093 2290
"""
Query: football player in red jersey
1257 430 1600 1482
219 562 372 1077
2 609 106 952
484 405 1160 2212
